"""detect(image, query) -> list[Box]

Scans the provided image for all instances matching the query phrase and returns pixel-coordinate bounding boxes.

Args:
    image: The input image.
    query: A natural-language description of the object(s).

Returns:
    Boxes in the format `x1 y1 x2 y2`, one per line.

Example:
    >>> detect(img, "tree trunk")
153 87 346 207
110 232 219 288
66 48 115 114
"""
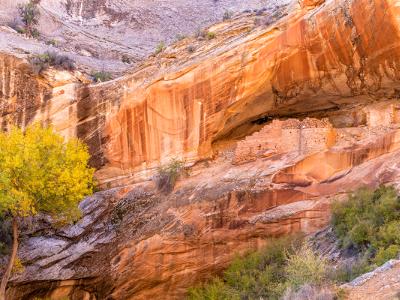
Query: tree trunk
0 217 18 300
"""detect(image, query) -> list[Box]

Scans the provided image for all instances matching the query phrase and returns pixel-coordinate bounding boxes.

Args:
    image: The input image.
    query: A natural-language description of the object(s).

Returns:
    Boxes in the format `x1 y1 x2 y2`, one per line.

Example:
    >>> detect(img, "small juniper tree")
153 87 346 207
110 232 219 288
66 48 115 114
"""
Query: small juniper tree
0 124 94 300
154 158 186 193
17 0 41 38
92 70 112 83
155 41 166 54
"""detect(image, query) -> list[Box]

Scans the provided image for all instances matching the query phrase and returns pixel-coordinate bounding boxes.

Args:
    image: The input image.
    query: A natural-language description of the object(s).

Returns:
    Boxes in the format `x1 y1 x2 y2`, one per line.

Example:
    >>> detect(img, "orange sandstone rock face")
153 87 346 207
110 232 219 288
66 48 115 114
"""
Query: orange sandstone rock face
6 99 400 299
73 0 400 186
5 0 400 297
3 0 400 187
7 122 400 299
0 53 93 144
299 0 325 8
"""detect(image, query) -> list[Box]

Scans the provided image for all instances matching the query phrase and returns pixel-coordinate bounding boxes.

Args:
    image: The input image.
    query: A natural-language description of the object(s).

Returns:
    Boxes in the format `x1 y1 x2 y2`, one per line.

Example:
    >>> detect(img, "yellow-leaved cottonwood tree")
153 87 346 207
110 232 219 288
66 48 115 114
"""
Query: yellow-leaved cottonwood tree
0 125 94 300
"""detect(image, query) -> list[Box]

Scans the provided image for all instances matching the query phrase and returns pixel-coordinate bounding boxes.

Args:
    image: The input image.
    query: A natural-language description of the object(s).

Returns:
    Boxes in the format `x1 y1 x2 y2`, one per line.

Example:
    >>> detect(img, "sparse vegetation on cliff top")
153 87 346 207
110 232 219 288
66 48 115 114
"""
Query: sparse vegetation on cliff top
17 0 41 38
30 51 75 74
155 41 166 54
92 70 113 83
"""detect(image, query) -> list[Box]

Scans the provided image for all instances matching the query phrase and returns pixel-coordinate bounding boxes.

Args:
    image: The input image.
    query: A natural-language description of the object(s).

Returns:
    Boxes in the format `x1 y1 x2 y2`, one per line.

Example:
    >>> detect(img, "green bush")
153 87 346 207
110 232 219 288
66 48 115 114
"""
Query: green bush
282 284 336 300
188 235 307 300
17 0 41 38
121 54 131 64
195 29 216 40
45 39 58 47
155 41 166 54
175 34 187 41
285 243 328 289
154 158 186 193
374 245 400 266
30 51 75 73
376 220 400 246
206 31 216 40
187 45 196 53
332 185 400 267
188 278 238 300
92 71 112 83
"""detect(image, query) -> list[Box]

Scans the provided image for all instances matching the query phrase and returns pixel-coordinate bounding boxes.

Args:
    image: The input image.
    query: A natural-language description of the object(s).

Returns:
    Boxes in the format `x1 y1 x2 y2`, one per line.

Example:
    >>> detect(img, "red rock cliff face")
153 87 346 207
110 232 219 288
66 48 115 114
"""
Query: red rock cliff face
6 104 400 299
100 0 400 185
4 0 400 298
2 0 400 187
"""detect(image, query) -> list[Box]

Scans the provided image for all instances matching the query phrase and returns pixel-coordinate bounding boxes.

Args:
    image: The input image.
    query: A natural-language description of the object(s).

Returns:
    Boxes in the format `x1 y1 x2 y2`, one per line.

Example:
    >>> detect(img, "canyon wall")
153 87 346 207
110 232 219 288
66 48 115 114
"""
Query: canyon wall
6 101 400 299
2 0 400 187
3 0 400 298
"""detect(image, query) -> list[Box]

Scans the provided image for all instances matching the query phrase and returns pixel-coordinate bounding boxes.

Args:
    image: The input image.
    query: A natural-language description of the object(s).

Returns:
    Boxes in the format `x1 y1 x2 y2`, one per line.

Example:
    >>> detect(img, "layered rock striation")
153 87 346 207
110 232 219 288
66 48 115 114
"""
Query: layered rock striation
6 99 400 298
3 0 400 298
2 0 400 187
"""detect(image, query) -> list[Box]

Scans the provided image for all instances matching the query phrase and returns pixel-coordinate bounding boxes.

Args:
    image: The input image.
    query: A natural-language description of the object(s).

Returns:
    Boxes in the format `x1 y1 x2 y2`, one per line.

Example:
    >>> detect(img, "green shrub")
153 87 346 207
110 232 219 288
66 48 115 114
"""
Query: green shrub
332 185 400 267
92 71 112 83
188 278 238 300
45 39 58 47
195 29 216 40
15 27 26 34
30 28 40 38
176 34 187 41
155 41 166 54
374 245 400 266
348 220 375 249
206 31 216 40
376 220 400 247
30 51 75 73
285 243 328 289
195 28 206 39
154 158 186 193
188 235 305 300
282 284 336 300
17 0 41 38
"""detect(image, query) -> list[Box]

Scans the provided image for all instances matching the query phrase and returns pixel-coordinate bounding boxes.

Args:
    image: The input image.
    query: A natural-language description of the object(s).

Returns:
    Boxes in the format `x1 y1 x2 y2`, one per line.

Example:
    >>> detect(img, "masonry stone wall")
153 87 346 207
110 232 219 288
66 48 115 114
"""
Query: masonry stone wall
233 118 336 164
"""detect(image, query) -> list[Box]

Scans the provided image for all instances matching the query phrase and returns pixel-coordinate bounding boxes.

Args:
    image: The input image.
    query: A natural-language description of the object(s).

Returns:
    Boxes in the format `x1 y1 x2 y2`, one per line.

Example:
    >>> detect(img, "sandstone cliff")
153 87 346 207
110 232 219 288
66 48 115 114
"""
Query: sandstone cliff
3 0 400 188
2 0 400 298
6 101 400 299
